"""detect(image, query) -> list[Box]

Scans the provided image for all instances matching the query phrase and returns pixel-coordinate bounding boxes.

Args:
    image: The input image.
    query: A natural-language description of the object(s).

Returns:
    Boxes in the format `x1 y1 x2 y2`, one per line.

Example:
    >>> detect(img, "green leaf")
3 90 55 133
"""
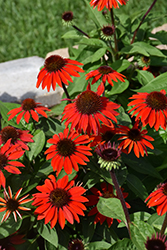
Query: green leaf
89 241 112 250
109 79 129 95
134 42 166 57
136 72 167 92
0 101 23 128
147 213 167 233
37 222 58 248
0 212 22 239
130 221 156 250
84 0 107 27
79 37 107 48
111 59 131 72
45 240 57 250
26 129 45 161
91 48 106 63
120 44 149 57
122 153 162 179
109 238 137 250
130 211 151 223
62 30 81 39
126 174 148 200
97 197 126 223
136 70 154 86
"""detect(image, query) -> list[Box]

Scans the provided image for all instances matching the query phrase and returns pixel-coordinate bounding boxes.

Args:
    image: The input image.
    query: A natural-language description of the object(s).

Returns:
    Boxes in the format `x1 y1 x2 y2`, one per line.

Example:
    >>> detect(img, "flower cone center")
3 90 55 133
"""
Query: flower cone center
102 148 118 161
6 199 19 212
1 126 18 144
102 130 115 142
103 191 114 198
146 239 166 250
162 183 167 195
68 239 84 250
57 138 76 157
146 92 167 110
128 129 141 141
62 11 73 21
0 153 8 169
98 66 113 74
101 26 114 36
50 188 70 207
22 98 36 111
44 55 65 72
76 90 102 114
142 56 150 64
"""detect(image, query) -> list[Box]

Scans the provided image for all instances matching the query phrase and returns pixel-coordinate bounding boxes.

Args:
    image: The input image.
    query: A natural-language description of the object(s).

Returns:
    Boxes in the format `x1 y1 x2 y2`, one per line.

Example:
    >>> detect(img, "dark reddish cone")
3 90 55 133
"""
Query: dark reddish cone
145 233 167 250
68 239 85 250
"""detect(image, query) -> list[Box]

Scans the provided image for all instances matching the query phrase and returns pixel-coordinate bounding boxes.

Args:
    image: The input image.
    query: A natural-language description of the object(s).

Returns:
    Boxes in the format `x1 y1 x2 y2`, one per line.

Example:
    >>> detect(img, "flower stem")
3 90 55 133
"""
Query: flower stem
110 169 131 238
160 213 167 235
110 9 118 58
61 82 71 103
72 25 90 38
131 0 158 44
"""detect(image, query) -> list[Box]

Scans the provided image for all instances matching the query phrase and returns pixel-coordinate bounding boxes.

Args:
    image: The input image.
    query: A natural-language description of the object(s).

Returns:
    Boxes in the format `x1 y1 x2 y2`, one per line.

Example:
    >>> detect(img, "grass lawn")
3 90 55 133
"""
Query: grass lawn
0 0 167 63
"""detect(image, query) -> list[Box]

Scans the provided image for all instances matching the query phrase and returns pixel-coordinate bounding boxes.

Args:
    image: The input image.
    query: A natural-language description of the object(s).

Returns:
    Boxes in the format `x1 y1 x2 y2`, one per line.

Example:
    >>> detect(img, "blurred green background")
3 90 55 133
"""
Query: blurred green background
0 0 166 63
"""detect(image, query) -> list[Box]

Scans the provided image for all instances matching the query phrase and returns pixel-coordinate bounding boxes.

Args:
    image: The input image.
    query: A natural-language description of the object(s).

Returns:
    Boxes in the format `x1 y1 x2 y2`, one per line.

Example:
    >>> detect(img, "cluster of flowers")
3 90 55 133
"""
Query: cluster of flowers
1 0 167 249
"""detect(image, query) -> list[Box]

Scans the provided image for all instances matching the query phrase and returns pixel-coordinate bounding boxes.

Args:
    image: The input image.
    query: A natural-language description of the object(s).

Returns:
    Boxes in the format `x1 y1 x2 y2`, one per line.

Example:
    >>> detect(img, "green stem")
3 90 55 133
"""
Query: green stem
110 9 118 58
131 0 158 44
160 213 167 235
110 169 131 238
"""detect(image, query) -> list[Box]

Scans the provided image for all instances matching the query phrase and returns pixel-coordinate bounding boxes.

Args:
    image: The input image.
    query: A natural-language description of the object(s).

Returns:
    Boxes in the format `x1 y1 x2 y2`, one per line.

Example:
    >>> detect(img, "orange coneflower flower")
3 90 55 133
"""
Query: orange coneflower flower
86 182 130 227
117 120 154 158
90 0 128 11
90 124 116 147
62 83 120 135
145 183 167 216
86 66 125 87
128 90 167 131
0 186 32 223
0 126 33 150
7 98 50 124
0 139 25 188
45 128 92 176
32 175 88 229
36 55 84 92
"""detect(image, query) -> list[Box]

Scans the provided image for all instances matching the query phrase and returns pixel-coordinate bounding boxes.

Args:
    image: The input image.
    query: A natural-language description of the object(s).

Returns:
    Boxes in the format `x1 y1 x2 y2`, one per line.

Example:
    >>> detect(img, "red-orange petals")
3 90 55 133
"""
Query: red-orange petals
36 55 84 92
0 186 32 223
62 84 120 135
0 232 25 250
0 139 25 188
128 90 167 131
90 0 128 11
7 98 50 124
117 120 154 158
145 183 167 216
86 66 125 87
45 128 92 176
86 182 130 227
0 126 33 150
32 175 88 229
